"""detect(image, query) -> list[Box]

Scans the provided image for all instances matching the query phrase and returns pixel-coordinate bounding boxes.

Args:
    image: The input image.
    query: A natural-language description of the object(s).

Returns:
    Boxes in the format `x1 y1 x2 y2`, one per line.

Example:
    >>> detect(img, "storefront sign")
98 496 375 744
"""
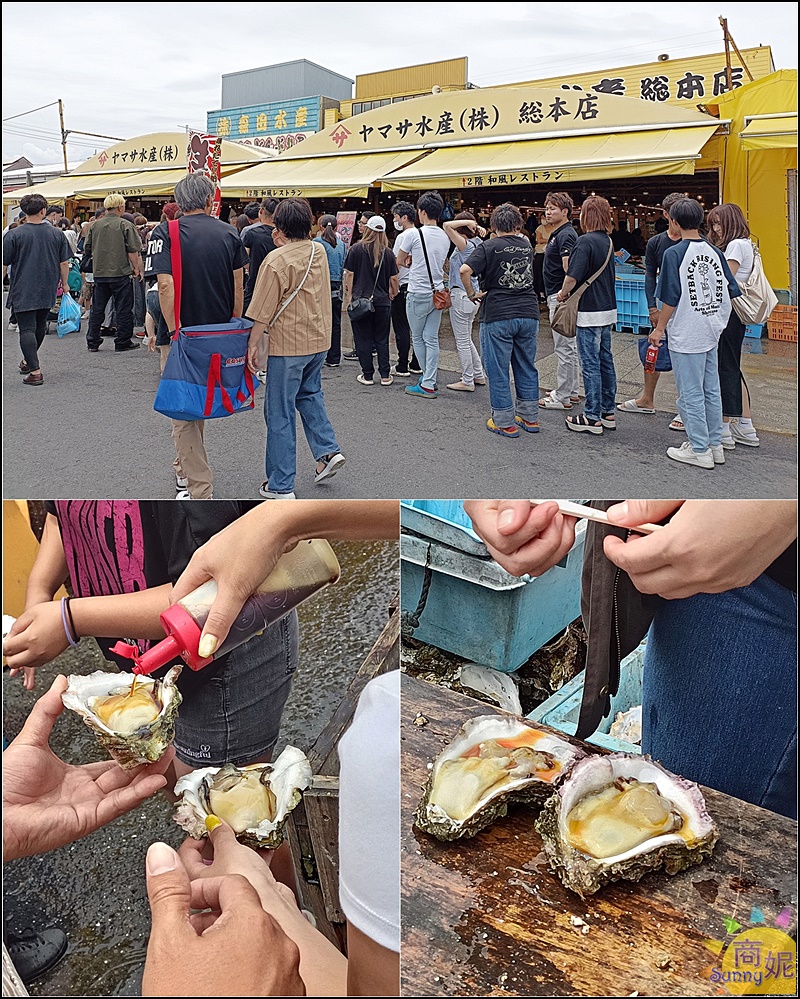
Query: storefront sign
235 133 312 153
208 98 322 140
97 142 180 169
242 188 305 198
461 170 566 187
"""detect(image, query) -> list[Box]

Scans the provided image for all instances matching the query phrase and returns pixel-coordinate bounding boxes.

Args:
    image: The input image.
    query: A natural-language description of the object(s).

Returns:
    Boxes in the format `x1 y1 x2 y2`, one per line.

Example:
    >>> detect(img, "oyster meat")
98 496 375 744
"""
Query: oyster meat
536 753 719 896
173 746 312 849
415 714 585 841
62 666 182 770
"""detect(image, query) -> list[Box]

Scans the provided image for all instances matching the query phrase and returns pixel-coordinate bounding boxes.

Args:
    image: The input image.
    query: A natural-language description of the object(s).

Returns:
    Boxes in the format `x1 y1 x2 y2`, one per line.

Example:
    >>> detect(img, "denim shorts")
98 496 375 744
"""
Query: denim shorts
172 611 299 767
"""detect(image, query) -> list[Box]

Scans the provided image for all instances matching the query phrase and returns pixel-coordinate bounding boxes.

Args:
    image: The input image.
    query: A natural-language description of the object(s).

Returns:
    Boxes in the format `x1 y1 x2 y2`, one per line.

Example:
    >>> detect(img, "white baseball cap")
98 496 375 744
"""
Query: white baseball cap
366 215 386 232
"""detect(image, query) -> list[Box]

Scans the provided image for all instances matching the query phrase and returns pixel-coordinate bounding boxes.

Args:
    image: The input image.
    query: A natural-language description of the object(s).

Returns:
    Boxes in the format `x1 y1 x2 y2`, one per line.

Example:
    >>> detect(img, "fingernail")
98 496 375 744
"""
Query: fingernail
498 510 515 530
611 502 628 520
205 815 222 833
147 841 177 876
198 634 218 659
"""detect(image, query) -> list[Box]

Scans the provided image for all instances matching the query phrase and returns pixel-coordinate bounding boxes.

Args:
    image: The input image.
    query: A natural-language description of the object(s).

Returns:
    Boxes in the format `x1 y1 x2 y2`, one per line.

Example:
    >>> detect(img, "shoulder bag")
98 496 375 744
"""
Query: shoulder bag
153 218 256 422
551 236 614 338
266 241 317 329
347 246 384 321
730 242 778 325
419 228 451 310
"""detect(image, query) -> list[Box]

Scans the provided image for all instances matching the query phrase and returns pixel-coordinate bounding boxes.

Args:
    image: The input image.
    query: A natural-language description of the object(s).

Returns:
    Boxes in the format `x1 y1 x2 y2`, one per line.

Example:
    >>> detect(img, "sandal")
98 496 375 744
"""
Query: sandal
601 414 616 430
565 413 603 435
669 416 685 432
617 399 655 414
539 390 571 410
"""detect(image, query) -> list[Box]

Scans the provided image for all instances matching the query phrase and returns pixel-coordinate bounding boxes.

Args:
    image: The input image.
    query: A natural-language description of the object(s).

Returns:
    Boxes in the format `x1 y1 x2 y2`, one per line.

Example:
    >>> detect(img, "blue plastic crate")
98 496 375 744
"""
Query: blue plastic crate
614 274 650 333
400 503 586 672
528 641 646 753
774 289 793 306
745 323 765 338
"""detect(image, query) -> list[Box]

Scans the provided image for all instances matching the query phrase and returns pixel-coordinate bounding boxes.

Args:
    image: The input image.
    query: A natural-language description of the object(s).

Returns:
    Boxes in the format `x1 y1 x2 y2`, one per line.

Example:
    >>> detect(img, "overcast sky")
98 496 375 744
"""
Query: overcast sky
2 1 797 165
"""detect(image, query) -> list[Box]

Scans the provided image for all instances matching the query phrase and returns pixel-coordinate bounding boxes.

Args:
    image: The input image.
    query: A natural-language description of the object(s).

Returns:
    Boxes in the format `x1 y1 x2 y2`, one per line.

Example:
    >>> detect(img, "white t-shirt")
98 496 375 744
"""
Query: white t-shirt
338 670 400 953
398 225 450 294
393 226 415 287
724 237 754 285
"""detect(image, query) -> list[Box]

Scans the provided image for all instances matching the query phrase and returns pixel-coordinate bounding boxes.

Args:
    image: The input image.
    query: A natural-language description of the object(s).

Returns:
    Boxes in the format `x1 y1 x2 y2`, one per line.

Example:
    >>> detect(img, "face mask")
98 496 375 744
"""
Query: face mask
394 221 404 231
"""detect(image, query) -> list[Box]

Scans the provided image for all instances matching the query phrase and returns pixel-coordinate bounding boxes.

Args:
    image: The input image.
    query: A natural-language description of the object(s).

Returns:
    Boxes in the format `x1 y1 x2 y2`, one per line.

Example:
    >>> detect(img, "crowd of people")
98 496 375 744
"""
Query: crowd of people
4 182 768 482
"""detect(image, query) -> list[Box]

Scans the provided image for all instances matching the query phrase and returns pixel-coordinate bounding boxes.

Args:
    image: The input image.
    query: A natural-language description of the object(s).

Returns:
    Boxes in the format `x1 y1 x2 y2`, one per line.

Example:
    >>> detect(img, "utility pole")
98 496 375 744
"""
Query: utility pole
58 98 68 172
719 17 733 92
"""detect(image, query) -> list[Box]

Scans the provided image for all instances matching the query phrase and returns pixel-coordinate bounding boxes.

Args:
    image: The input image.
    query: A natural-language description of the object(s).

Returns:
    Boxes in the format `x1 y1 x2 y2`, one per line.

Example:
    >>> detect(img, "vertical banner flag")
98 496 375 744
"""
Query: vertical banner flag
336 211 357 250
187 131 222 217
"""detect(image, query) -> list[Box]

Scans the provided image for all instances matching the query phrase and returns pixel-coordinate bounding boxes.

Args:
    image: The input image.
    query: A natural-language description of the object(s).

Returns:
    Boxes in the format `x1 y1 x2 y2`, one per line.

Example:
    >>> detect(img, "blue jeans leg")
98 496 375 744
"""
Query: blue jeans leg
480 320 516 427
509 318 540 422
642 573 797 818
407 292 441 390
265 353 339 493
576 324 616 422
671 348 721 452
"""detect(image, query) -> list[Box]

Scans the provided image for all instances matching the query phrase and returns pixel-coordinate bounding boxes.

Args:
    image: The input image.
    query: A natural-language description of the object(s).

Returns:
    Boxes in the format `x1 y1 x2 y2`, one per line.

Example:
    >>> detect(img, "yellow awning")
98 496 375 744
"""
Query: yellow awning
3 174 80 203
740 114 797 150
380 126 719 190
221 150 426 199
72 168 188 198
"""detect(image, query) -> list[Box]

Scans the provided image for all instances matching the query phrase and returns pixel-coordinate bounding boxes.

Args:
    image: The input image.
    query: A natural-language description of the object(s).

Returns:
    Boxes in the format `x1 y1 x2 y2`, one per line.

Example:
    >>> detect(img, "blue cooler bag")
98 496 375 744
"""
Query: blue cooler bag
154 218 257 421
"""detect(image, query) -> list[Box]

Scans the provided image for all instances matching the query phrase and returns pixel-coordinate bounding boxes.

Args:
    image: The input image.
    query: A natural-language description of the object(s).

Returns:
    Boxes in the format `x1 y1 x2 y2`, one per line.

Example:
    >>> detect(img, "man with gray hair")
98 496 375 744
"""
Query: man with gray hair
146 172 248 498
84 192 143 352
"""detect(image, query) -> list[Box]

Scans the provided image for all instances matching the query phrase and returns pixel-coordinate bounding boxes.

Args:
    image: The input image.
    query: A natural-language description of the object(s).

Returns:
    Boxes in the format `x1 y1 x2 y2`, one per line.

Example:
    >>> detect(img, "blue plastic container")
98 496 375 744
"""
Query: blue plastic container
614 273 650 334
401 501 586 672
745 323 765 338
528 642 646 753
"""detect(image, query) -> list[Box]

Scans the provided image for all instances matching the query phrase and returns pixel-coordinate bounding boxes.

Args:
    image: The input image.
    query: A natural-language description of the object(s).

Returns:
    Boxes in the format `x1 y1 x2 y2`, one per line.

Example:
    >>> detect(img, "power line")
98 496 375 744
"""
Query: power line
2 100 60 122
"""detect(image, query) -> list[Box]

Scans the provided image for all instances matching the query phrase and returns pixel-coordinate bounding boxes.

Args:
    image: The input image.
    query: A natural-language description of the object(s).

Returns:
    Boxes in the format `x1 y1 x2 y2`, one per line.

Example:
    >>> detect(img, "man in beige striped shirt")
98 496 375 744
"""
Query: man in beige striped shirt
246 199 345 498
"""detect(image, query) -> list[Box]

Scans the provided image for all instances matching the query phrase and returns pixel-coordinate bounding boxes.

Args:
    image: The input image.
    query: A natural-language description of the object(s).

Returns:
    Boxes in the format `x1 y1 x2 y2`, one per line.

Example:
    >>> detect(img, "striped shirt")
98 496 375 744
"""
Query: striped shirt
246 240 332 357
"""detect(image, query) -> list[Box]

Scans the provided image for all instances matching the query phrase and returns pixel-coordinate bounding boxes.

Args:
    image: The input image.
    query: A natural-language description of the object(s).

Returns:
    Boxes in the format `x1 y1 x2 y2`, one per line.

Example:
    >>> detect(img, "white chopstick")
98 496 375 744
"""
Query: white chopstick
529 500 664 534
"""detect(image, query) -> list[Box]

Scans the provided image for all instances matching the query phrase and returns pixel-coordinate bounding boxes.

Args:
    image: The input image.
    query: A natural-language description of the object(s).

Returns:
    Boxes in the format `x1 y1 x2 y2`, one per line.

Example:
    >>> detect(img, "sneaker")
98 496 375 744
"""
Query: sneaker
600 414 616 430
473 376 487 386
258 482 297 499
343 350 359 361
539 390 570 410
324 361 340 368
666 441 714 469
315 452 346 483
356 373 374 385
515 415 540 433
391 365 410 377
408 363 423 375
114 341 140 352
487 417 520 438
729 419 760 447
22 372 44 385
380 375 394 386
710 445 726 465
404 383 437 398
19 360 30 374
446 381 475 392
175 474 188 490
8 322 18 331
255 369 267 383
721 431 736 451
6 925 68 985
175 489 191 500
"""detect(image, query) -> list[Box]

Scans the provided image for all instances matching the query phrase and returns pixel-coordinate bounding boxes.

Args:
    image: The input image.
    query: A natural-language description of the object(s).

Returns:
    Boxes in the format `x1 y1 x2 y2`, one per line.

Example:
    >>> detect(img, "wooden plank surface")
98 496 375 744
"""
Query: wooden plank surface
401 674 798 997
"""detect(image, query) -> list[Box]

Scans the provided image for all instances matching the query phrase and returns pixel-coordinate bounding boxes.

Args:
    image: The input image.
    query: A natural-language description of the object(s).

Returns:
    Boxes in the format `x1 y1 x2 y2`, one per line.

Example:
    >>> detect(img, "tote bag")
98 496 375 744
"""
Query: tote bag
154 219 256 421
731 243 778 325
551 238 614 338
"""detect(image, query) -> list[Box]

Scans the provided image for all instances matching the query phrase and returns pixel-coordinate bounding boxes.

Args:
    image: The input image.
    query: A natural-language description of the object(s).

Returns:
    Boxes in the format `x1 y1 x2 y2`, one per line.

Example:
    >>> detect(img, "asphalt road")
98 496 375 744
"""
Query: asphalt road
3 306 796 499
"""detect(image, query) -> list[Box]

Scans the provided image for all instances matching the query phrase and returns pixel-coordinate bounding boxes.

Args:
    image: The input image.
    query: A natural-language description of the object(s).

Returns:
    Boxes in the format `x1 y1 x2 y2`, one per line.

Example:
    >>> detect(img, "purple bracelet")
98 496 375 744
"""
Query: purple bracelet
61 596 79 648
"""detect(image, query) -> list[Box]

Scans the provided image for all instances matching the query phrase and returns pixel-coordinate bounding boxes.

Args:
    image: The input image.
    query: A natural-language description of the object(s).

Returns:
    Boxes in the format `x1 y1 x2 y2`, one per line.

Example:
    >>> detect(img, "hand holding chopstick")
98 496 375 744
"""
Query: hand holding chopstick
529 500 665 535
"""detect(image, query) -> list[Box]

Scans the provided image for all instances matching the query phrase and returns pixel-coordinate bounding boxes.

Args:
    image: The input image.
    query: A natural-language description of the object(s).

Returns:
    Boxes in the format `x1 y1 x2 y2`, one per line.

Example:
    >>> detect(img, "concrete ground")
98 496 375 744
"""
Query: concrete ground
3 301 796 499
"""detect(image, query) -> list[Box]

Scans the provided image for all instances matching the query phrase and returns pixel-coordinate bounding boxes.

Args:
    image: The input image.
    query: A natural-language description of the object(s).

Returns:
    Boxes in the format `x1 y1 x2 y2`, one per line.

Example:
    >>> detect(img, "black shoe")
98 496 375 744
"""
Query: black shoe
99 326 117 337
343 350 359 361
87 345 100 352
6 926 68 985
408 364 423 375
324 361 341 368
114 341 140 352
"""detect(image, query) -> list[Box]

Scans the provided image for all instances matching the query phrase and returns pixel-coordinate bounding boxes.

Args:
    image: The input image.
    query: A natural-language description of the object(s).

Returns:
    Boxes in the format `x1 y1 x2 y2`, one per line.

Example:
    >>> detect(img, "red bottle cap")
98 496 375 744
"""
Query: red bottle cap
110 604 213 675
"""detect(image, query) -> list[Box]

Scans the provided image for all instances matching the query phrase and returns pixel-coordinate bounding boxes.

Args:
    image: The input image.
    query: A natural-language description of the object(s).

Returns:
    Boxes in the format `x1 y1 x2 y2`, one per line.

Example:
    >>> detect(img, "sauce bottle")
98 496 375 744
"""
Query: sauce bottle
112 540 340 675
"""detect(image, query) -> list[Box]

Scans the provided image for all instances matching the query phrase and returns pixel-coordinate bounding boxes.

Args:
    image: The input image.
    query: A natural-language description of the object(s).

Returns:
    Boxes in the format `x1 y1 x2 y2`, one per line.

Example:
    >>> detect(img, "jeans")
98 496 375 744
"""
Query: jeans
575 324 616 422
643 573 797 819
390 286 418 372
17 308 50 370
479 318 540 427
671 347 723 452
264 352 340 493
351 304 391 379
87 275 134 348
548 293 580 402
448 287 484 386
132 275 146 330
406 292 443 390
718 310 747 418
326 294 343 365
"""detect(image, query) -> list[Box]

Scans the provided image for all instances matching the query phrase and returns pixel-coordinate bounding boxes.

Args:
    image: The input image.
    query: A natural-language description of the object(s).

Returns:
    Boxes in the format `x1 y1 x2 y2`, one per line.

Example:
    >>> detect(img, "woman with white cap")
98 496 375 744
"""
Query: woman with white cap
343 215 399 386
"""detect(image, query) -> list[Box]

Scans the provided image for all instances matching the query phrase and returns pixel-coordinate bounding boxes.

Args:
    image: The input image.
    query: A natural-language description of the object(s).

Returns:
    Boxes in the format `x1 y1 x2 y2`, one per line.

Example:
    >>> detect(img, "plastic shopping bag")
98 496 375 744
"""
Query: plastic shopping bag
57 292 82 337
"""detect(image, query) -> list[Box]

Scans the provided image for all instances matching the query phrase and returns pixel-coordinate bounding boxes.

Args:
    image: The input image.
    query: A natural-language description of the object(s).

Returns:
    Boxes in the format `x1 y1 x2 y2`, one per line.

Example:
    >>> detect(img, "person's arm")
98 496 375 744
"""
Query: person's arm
644 239 659 316
459 262 475 298
604 500 797 600
170 500 399 658
23 513 68 607
157 273 177 332
727 258 740 278
343 268 354 308
232 267 244 318
389 273 399 300
128 251 143 279
649 303 674 345
347 924 398 997
59 258 71 290
3 675 173 862
442 220 470 251
464 500 576 577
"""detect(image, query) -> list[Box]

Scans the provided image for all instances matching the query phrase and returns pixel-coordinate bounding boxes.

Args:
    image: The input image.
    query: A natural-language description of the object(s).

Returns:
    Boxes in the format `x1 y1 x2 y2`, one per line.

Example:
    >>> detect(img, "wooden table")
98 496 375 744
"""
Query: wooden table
401 674 798 997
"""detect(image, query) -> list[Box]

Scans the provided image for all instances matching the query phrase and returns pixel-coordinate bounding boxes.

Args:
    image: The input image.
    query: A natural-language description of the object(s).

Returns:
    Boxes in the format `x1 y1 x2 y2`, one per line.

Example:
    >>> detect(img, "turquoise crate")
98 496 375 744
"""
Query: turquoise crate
774 289 793 306
401 504 586 672
614 273 650 333
528 641 646 753
745 323 765 338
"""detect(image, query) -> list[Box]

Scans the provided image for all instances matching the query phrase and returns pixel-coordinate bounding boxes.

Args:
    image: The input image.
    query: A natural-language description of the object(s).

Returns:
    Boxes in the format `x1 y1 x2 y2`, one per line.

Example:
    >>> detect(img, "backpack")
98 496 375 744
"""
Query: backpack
731 242 779 325
67 257 83 296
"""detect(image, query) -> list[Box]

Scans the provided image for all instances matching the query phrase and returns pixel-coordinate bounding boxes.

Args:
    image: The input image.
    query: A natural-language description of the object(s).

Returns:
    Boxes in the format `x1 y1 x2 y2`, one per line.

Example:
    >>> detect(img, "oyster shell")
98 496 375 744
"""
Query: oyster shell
173 746 312 849
415 714 586 841
536 753 718 896
62 666 182 770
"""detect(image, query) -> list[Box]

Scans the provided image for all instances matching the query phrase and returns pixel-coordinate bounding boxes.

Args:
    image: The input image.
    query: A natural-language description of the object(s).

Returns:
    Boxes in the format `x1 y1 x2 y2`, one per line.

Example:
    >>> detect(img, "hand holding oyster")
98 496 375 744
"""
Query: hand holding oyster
61 667 182 770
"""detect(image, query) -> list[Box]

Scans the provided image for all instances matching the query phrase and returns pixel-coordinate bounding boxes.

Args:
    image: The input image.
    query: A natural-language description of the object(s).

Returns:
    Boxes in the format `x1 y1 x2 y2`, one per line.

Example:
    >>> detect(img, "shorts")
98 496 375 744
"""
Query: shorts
146 286 170 346
172 611 299 767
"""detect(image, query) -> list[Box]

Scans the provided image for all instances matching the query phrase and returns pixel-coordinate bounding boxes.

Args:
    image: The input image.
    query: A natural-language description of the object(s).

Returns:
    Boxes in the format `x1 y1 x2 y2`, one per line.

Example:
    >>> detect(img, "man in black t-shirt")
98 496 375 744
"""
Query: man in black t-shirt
461 202 541 438
241 198 278 310
146 173 248 499
539 191 579 410
616 192 683 419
